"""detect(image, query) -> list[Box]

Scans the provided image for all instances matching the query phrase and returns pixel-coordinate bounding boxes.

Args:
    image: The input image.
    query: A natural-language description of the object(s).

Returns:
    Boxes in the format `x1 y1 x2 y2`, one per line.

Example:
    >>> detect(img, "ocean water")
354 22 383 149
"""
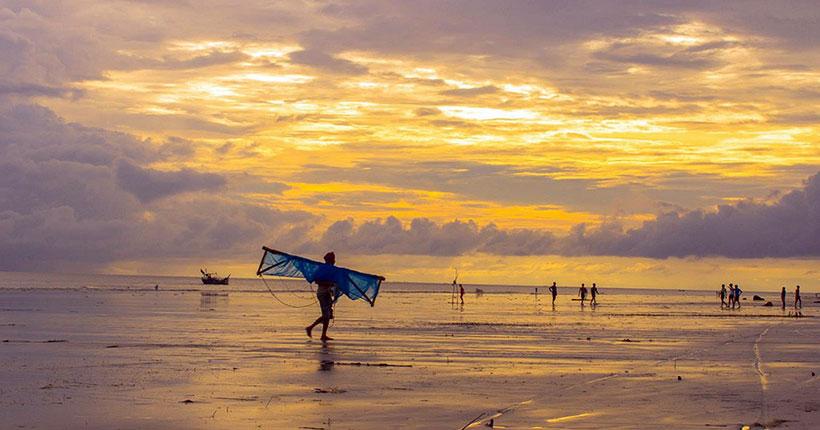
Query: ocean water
1 270 817 428
0 269 799 296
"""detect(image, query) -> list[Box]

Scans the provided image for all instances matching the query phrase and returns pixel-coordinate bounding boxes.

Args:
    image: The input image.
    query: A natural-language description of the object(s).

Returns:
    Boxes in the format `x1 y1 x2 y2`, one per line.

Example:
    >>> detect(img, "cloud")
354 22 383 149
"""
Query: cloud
298 1 681 58
0 81 84 99
116 50 250 71
1 1 818 274
414 107 440 116
0 6 111 93
115 159 226 203
288 49 368 75
0 103 315 271
305 172 820 259
440 85 498 97
295 159 767 215
590 172 820 258
312 217 556 256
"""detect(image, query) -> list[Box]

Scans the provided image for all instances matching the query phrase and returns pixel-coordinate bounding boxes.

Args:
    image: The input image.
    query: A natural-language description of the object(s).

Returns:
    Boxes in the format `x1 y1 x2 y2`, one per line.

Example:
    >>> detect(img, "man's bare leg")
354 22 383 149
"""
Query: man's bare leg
306 316 322 338
320 318 333 341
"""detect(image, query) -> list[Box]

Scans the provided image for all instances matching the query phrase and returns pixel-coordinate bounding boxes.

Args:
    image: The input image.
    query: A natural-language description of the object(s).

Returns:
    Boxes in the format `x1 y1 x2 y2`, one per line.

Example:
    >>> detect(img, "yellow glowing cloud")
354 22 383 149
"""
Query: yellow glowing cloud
42 20 820 241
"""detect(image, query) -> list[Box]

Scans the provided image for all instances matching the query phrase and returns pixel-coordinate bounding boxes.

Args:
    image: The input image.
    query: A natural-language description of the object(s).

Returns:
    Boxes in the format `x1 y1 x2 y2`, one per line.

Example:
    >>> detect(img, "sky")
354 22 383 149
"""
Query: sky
1 1 819 289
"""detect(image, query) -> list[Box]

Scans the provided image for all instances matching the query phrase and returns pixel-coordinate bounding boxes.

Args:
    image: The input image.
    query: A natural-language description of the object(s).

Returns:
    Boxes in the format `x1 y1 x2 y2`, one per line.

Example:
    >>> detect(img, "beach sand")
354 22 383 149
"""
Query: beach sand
1 282 818 429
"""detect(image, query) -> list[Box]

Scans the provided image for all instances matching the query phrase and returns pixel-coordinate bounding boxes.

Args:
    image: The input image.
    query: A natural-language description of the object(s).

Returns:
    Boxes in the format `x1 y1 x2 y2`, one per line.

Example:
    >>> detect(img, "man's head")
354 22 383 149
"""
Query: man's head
324 252 336 265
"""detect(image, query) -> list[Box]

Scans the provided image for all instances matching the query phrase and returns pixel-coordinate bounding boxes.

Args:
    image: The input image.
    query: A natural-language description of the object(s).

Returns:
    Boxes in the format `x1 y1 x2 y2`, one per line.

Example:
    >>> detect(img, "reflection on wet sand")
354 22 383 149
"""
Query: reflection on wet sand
200 291 229 311
318 343 334 372
0 288 817 429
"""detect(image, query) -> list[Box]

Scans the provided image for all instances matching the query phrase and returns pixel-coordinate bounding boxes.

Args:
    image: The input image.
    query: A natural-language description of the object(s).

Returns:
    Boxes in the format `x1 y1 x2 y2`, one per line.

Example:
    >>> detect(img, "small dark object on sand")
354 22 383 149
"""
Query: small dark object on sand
180 399 195 404
812 372 816 377
314 387 347 394
763 301 773 307
753 295 764 301
677 376 682 381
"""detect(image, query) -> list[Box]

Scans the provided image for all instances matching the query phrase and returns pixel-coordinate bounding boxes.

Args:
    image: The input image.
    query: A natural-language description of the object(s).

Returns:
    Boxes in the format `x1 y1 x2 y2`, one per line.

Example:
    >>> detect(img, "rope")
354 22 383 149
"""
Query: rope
258 275 317 308
257 276 336 328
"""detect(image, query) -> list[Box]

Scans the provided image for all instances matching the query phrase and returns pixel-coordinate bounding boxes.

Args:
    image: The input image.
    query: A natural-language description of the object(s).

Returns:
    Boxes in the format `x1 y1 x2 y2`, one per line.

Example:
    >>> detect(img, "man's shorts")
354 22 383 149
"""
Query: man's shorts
318 291 334 320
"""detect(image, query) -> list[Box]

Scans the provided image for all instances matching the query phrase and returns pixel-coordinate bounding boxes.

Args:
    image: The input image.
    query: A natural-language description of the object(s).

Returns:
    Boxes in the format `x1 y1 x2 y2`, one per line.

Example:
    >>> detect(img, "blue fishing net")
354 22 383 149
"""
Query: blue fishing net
256 247 384 306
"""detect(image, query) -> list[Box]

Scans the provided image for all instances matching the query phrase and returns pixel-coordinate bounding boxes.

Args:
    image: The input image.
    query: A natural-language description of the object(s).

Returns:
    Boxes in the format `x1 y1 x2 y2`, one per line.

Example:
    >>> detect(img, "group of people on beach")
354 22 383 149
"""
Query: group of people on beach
578 283 600 305
540 282 601 306
719 283 803 310
719 283 743 308
780 285 802 309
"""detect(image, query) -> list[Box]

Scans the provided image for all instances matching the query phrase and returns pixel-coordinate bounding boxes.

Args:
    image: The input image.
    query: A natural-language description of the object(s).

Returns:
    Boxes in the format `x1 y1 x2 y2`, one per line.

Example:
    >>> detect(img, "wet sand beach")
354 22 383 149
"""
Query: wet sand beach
1 274 817 429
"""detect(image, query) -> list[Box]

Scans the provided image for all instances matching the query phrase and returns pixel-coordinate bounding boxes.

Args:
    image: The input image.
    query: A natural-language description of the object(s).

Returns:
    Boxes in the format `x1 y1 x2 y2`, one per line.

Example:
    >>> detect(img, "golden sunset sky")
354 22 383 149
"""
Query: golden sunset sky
1 1 819 288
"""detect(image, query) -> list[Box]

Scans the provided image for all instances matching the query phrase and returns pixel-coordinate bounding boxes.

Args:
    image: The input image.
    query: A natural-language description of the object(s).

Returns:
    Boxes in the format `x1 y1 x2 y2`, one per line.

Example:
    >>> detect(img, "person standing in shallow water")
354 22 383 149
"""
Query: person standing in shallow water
306 252 337 342
727 284 735 308
720 284 727 308
734 284 742 308
579 283 587 305
459 283 465 305
590 283 599 306
781 287 787 309
794 285 802 309
548 282 558 306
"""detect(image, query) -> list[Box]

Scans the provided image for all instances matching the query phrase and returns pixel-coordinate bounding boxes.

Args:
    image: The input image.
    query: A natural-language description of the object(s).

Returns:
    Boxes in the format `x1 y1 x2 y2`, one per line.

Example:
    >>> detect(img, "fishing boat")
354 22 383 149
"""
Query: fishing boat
200 269 230 285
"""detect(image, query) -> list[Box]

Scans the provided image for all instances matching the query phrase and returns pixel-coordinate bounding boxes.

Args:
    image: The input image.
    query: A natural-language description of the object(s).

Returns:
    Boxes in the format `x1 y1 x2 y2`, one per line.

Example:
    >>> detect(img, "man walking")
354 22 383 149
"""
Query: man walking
306 252 338 342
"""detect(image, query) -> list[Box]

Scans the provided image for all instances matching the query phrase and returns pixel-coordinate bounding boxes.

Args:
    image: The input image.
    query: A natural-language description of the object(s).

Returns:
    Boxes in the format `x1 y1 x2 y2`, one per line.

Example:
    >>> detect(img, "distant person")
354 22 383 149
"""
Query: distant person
795 285 802 309
720 284 727 308
734 284 742 308
548 282 558 305
459 283 465 305
781 286 787 309
306 252 338 342
579 283 587 305
590 283 599 305
727 284 735 308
